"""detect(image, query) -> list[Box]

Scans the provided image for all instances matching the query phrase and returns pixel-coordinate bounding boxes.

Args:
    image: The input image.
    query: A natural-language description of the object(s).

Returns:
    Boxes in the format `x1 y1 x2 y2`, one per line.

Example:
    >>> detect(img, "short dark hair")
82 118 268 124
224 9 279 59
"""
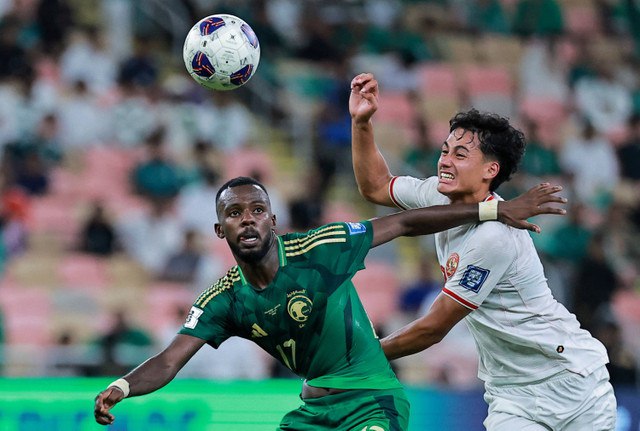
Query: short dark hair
449 109 526 192
215 176 269 204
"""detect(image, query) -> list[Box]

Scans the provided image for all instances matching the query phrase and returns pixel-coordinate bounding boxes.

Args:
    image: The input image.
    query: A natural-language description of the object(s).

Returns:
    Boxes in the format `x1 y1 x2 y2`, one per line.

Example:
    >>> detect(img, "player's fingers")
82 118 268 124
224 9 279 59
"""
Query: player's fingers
351 73 373 88
537 206 567 216
538 195 567 205
522 221 541 234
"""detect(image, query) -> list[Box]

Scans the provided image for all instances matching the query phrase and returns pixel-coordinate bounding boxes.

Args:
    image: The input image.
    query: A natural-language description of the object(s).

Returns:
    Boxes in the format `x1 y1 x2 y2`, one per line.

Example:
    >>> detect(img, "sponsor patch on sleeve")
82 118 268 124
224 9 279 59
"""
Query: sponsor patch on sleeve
184 306 204 329
459 265 490 293
346 222 366 235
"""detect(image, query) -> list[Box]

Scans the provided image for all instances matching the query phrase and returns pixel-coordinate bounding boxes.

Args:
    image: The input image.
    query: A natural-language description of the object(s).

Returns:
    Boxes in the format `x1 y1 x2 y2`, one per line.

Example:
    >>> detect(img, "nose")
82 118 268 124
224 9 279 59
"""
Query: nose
240 209 255 225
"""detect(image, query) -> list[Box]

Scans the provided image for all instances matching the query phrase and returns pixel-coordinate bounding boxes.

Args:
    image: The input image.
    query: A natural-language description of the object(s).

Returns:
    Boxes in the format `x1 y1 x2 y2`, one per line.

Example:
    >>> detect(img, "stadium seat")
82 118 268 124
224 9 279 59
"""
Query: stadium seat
144 282 195 336
0 287 53 346
353 261 401 327
223 147 276 184
375 91 417 130
417 63 459 97
462 65 513 97
565 6 602 36
58 253 110 290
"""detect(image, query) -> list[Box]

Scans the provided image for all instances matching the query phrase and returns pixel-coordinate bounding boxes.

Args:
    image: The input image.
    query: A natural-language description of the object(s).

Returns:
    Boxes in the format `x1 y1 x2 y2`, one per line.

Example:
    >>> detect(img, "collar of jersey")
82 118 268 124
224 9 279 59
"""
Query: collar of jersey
236 235 287 286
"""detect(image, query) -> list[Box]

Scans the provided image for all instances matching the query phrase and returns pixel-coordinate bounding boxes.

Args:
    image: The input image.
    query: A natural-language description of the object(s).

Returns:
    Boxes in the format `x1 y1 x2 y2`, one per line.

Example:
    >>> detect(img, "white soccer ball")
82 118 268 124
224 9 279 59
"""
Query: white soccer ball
182 14 260 91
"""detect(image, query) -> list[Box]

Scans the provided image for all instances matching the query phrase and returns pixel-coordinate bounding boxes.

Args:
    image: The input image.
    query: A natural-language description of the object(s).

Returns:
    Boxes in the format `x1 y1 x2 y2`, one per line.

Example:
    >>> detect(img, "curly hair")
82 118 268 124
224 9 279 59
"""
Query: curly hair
449 109 526 192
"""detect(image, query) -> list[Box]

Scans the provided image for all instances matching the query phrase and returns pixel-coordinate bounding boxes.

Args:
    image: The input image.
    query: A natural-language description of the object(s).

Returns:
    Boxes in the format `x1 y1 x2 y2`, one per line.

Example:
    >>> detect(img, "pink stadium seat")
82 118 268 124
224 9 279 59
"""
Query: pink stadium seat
353 261 401 327
0 287 53 346
565 6 602 36
29 195 80 239
417 63 459 97
145 282 195 335
223 147 276 183
375 91 416 129
58 254 110 289
208 237 237 269
462 65 513 97
323 202 361 224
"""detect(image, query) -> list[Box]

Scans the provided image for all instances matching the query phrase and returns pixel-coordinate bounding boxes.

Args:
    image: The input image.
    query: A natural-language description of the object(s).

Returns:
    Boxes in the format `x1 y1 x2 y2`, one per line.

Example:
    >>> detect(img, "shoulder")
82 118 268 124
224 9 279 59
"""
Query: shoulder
469 222 516 256
390 175 447 209
281 222 370 258
193 266 241 309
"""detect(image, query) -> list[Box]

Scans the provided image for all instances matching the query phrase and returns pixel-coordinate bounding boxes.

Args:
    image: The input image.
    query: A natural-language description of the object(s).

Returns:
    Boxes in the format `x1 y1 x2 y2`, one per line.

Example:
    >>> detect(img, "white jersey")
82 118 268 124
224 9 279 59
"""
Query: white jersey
390 176 609 385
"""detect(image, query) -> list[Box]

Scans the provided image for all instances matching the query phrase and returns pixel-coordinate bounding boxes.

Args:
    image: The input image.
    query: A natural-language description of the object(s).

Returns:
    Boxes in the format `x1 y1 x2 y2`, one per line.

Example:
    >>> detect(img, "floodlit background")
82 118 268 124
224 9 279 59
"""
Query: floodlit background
0 0 639 429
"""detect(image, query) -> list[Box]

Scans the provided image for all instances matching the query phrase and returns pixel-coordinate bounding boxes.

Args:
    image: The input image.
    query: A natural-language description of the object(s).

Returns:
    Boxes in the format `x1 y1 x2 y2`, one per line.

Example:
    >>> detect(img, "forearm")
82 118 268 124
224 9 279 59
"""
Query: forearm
121 351 185 397
381 321 443 360
351 120 394 205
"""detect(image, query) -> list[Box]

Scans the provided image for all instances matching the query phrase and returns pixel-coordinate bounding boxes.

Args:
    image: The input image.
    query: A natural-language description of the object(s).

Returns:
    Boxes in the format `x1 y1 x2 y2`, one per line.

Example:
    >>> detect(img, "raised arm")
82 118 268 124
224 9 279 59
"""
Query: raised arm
350 73 395 206
94 334 206 425
370 182 566 247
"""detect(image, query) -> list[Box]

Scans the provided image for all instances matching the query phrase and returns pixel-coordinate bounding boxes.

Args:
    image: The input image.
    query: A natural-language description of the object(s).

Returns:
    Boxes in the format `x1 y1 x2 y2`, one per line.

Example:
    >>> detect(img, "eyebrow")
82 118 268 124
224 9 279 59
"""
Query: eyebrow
442 142 470 152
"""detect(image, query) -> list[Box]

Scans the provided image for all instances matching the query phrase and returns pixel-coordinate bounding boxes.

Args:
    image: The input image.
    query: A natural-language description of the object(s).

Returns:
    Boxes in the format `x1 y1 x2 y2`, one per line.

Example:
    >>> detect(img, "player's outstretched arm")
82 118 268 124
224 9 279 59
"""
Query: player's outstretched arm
94 334 205 425
350 73 395 206
369 183 566 247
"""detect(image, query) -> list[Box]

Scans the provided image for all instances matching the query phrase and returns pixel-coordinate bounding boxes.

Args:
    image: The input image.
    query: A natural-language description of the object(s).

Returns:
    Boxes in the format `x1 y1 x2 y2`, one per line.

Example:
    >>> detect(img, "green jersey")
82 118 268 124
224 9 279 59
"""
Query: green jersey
179 221 401 390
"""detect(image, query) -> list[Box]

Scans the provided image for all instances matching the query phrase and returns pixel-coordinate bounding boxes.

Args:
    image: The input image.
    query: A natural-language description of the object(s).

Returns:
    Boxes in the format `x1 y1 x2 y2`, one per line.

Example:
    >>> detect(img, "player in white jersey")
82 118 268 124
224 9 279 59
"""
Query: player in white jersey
349 73 617 430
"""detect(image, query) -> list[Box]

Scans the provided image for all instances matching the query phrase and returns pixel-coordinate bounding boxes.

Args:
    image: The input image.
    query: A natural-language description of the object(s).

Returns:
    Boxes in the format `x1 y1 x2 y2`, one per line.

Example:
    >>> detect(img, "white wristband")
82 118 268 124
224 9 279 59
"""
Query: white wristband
478 200 498 221
108 378 130 398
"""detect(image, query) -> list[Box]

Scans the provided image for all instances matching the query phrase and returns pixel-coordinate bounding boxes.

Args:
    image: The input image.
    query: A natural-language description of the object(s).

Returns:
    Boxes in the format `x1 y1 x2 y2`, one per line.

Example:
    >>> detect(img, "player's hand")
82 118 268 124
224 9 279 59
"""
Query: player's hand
94 386 125 425
350 73 379 124
498 183 567 233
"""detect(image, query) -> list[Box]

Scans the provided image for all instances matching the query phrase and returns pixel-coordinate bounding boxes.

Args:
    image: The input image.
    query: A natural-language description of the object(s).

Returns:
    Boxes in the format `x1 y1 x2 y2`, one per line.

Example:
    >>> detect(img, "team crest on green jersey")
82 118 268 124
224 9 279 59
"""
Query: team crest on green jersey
287 292 313 325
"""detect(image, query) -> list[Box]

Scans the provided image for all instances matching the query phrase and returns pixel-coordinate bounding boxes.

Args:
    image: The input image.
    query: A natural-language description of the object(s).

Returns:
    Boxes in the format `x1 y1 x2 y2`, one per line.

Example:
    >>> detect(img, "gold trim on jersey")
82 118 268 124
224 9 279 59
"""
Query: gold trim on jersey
195 267 240 307
283 225 346 256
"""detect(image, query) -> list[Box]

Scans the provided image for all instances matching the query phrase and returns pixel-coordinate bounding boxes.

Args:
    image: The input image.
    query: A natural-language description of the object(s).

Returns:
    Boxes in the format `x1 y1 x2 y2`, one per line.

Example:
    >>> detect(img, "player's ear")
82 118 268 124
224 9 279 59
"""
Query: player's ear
485 160 500 180
271 214 276 227
214 223 225 239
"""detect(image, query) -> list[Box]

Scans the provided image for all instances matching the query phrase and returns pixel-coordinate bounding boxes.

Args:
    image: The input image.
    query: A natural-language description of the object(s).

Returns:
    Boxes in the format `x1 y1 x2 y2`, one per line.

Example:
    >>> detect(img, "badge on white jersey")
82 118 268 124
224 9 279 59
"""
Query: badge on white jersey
184 306 204 329
459 265 490 292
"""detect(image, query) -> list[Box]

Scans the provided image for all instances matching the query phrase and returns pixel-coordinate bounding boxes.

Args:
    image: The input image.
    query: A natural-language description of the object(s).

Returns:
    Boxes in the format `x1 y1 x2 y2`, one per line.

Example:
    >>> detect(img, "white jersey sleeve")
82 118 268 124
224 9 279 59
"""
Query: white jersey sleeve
388 176 449 209
442 221 513 310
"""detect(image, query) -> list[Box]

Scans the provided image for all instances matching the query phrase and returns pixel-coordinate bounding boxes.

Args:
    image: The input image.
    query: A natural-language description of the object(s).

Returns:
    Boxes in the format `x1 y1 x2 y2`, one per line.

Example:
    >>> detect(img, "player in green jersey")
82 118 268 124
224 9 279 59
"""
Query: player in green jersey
94 176 565 430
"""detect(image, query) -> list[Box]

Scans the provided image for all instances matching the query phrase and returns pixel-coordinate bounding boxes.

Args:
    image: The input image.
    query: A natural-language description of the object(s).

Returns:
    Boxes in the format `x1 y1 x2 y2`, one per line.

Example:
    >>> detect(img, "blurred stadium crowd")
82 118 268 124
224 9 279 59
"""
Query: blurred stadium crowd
0 0 639 390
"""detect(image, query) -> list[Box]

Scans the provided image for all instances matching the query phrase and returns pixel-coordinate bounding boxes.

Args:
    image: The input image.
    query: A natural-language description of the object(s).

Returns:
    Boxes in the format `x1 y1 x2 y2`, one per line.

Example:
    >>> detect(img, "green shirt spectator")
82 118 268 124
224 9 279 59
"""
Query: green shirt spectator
512 0 564 37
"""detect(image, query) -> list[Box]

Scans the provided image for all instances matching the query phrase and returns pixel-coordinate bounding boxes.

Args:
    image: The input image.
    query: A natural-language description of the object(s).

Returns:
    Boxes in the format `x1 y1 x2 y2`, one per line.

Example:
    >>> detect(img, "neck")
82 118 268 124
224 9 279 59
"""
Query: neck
237 235 279 289
449 189 492 204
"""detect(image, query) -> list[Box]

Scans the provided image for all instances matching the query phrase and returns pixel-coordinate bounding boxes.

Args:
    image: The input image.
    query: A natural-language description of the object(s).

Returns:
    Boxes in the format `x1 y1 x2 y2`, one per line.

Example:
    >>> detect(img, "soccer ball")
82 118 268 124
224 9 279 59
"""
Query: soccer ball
183 14 260 91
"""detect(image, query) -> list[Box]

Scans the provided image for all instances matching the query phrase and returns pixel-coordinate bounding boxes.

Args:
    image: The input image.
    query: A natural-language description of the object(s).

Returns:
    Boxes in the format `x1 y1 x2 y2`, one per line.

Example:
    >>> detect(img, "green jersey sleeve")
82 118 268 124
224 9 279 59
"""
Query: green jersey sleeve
178 270 237 348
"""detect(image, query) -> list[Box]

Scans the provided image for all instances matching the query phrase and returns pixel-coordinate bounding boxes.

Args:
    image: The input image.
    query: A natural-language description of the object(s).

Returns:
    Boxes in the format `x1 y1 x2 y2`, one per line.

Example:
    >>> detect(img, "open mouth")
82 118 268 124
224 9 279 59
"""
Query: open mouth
239 232 260 245
439 172 454 180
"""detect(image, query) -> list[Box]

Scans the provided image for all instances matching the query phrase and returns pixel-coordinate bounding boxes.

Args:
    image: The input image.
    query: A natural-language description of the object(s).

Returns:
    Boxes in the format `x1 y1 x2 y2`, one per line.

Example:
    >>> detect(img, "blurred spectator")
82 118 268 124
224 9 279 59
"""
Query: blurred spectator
571 232 619 333
193 91 254 153
0 15 28 79
574 62 633 135
93 310 154 376
559 120 619 206
591 307 638 387
602 202 640 289
60 27 118 95
519 120 562 178
118 35 158 88
58 80 106 149
519 38 570 104
78 201 117 256
459 0 510 35
0 171 29 258
14 152 48 196
159 229 222 286
176 166 221 236
117 198 182 273
403 108 440 178
398 256 440 315
617 113 640 182
512 0 564 37
131 128 183 200
287 163 327 232
545 202 593 265
35 0 74 54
